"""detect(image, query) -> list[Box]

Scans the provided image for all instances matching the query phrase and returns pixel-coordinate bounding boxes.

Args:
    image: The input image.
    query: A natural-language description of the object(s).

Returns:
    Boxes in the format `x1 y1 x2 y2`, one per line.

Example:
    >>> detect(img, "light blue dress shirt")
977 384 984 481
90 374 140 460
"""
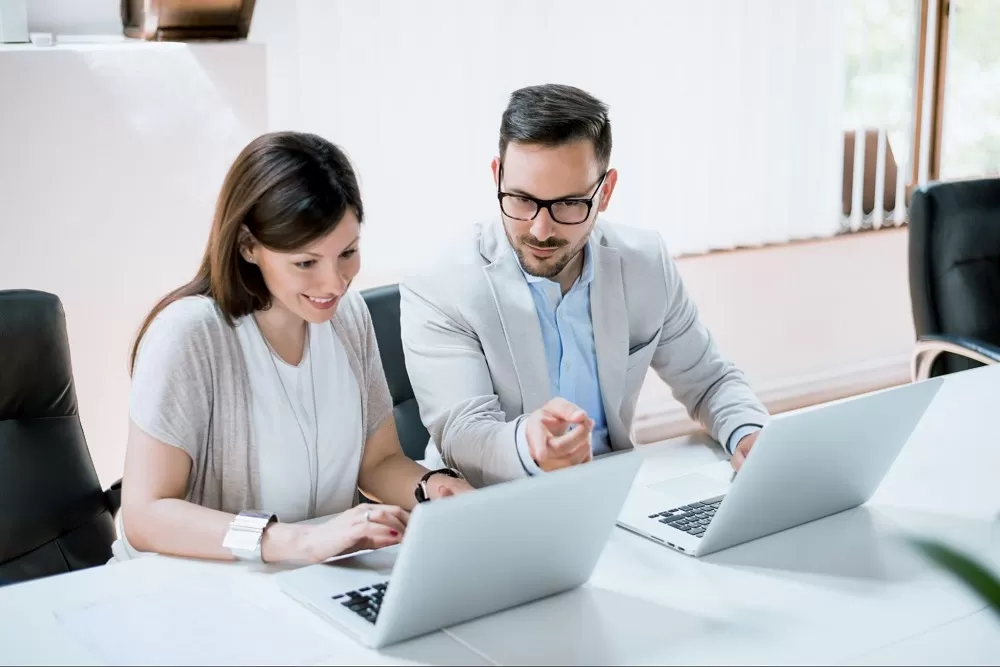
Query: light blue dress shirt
513 242 759 474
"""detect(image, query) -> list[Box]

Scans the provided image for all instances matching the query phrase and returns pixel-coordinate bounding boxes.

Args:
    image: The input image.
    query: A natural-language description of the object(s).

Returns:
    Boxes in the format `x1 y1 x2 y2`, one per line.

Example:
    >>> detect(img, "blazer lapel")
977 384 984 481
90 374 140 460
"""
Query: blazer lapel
482 224 551 414
591 242 630 446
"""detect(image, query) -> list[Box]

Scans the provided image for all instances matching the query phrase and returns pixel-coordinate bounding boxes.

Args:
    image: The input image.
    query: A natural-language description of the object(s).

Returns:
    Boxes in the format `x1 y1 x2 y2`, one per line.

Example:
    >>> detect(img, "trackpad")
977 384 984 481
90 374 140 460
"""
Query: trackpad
647 468 731 504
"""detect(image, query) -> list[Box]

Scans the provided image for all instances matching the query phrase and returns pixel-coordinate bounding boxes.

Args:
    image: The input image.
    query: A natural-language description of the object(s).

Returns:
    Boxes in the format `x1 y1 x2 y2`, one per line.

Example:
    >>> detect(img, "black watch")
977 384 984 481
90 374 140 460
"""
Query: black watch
415 467 463 503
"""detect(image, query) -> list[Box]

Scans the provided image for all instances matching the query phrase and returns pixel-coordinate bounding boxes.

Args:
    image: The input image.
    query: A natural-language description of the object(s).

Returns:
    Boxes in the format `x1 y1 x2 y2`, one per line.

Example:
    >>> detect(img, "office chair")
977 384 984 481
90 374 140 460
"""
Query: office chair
909 178 1000 381
0 290 121 583
361 284 431 461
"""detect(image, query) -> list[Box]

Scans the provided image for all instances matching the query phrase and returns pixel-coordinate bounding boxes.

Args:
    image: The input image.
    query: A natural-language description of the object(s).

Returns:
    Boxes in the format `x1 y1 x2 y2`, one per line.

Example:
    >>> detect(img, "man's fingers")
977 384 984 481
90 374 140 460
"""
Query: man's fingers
527 418 554 460
548 421 593 456
730 449 746 472
567 443 593 465
529 406 595 471
539 415 569 437
541 398 588 424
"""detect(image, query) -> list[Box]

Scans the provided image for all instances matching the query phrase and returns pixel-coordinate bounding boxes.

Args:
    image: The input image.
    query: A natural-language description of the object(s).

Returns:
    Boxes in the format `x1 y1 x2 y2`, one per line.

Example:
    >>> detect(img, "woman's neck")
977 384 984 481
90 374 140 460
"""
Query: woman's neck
253 305 308 366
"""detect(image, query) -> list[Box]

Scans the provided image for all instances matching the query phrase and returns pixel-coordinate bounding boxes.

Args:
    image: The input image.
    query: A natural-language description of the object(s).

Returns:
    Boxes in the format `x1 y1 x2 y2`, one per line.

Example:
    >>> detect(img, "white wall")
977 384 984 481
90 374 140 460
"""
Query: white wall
634 229 915 442
261 0 846 281
0 39 268 486
25 0 120 34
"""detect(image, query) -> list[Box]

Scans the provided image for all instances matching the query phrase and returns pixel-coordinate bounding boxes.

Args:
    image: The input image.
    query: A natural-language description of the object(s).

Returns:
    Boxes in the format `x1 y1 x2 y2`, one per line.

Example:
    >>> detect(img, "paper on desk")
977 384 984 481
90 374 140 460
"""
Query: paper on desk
54 577 334 666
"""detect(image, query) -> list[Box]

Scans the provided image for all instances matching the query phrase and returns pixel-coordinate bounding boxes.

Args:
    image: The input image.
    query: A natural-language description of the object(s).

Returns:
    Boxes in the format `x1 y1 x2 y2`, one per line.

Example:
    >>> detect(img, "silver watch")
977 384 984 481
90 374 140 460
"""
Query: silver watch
223 510 277 562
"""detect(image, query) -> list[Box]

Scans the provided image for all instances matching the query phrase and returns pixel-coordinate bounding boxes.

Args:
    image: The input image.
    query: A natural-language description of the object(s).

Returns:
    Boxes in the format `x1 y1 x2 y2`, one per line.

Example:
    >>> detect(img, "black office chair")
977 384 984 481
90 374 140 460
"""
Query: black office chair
909 178 1000 381
0 290 121 583
361 284 431 461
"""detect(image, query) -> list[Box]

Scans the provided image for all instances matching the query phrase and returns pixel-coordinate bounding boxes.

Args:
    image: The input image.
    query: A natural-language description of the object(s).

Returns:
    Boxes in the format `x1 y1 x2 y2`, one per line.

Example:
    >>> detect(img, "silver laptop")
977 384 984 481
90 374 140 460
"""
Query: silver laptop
277 449 641 648
617 377 943 557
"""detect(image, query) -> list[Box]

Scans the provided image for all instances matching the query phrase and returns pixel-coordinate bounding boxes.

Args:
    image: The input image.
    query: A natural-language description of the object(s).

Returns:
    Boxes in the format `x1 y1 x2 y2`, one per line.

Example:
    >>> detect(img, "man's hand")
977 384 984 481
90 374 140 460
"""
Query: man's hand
524 398 594 472
730 430 760 472
426 474 475 499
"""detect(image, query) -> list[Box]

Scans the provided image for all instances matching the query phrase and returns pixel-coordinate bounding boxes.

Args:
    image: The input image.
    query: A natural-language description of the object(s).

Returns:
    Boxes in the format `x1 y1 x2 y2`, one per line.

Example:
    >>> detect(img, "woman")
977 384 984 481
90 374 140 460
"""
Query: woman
115 131 471 564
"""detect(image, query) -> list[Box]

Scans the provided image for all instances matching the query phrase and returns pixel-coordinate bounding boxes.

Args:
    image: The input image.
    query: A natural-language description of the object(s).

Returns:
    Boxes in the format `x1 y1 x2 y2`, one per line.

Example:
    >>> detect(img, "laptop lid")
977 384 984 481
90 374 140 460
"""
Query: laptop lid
277 449 642 648
696 377 944 555
371 448 642 645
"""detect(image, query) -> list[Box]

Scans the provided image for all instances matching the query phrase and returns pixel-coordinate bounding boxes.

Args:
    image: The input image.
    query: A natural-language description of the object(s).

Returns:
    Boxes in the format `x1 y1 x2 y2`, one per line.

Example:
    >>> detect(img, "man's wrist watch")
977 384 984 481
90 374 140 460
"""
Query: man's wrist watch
222 510 278 562
414 467 463 503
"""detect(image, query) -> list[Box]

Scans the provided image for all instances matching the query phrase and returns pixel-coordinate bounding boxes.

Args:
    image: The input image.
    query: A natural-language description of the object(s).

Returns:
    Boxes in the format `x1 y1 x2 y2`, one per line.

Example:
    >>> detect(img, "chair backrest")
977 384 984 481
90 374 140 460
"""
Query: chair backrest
0 290 116 583
909 178 1000 377
361 284 430 461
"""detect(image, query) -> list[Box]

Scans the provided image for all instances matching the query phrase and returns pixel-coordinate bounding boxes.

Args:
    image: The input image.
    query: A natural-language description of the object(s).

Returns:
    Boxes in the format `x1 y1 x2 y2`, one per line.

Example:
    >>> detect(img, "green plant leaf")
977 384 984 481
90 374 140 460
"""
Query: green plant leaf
910 537 1000 614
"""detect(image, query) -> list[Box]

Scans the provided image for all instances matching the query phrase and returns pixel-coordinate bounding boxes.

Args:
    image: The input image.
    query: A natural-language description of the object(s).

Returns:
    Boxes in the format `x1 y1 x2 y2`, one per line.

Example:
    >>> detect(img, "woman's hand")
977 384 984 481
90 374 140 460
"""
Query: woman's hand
300 504 409 563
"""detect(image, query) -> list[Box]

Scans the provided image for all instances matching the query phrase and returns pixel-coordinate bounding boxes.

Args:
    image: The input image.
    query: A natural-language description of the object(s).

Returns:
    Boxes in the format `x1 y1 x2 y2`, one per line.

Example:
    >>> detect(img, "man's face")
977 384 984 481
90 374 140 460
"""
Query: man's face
493 139 617 279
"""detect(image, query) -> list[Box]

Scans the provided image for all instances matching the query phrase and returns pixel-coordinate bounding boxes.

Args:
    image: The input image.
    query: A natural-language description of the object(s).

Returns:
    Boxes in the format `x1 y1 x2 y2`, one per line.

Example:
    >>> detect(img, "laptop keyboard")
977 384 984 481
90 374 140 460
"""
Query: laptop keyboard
648 495 724 539
332 581 388 624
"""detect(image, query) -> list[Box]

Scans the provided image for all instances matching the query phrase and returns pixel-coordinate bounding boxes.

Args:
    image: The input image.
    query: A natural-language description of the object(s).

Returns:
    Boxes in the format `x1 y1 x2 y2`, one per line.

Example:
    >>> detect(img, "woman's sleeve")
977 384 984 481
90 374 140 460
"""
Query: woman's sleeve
356 297 394 442
129 299 217 462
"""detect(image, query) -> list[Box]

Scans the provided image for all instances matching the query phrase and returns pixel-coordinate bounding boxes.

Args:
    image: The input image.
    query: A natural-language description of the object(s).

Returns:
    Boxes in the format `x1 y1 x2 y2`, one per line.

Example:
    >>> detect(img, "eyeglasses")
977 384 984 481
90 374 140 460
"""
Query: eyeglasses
496 164 608 225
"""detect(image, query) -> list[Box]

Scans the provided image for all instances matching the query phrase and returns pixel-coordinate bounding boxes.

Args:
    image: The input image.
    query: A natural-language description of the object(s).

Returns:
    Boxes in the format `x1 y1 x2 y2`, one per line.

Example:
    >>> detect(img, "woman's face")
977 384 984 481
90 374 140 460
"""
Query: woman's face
246 210 362 324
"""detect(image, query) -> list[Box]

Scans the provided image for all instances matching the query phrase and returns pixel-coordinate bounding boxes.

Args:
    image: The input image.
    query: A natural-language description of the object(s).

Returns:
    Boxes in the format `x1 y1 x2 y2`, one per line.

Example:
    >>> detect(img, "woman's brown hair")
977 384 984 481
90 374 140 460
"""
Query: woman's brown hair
129 131 364 374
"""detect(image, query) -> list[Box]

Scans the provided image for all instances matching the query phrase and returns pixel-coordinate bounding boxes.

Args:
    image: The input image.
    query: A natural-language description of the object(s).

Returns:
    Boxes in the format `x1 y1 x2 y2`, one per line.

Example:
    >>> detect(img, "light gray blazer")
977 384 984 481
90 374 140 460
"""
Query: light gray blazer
400 219 768 488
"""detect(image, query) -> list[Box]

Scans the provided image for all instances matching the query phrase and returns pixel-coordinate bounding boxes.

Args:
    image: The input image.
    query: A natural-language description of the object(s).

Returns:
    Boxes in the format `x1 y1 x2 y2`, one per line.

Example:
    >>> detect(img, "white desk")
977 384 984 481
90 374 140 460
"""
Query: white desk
441 363 1000 665
2 365 999 665
844 609 1000 665
0 552 491 666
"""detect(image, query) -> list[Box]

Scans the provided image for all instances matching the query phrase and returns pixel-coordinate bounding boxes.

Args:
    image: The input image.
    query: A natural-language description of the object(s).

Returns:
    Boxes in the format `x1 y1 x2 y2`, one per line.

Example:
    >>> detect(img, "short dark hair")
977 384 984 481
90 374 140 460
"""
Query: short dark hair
499 83 612 171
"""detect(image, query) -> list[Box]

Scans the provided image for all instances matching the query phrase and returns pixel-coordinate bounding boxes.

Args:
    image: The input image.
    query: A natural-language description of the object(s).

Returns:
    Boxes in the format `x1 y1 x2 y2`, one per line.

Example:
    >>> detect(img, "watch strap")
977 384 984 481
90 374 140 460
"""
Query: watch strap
223 510 277 562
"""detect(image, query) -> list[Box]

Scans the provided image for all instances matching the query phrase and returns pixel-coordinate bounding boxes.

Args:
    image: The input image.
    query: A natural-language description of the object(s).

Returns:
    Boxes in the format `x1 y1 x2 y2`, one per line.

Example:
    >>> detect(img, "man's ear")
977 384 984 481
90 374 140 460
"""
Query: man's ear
597 168 619 213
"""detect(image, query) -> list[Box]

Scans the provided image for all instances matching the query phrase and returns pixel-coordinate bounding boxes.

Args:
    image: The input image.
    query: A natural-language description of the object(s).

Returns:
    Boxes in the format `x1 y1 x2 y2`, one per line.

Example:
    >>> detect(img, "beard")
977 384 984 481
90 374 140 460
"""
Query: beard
505 218 592 278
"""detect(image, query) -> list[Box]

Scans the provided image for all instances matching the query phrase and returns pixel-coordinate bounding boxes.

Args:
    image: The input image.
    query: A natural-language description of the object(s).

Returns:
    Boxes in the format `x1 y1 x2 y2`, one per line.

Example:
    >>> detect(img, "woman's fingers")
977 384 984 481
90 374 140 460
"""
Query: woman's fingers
357 505 408 534
353 520 404 550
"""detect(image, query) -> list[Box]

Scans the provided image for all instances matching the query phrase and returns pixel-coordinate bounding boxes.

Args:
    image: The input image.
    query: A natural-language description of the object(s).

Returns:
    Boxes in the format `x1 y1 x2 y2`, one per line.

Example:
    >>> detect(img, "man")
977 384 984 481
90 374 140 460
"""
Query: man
400 83 768 488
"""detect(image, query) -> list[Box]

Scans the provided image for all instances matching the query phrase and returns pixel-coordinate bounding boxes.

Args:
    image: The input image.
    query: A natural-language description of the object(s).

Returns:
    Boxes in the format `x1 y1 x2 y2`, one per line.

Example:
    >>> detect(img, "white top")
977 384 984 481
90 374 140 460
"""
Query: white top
234 315 363 523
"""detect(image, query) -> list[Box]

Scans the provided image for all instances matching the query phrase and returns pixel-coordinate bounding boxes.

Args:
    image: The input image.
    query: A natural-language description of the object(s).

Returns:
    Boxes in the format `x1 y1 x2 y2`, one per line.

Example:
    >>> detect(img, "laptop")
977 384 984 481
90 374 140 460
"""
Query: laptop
617 377 943 557
276 449 641 648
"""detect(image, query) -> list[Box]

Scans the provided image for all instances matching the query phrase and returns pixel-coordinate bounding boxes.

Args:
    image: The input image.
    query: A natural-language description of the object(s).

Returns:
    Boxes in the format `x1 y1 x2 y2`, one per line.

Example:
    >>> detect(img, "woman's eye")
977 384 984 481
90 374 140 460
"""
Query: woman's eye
341 249 358 259
295 260 316 269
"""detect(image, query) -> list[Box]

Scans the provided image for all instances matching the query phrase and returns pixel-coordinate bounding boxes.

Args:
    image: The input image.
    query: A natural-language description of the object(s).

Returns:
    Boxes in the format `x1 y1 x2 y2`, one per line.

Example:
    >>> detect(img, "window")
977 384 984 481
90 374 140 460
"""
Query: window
841 0 920 231
938 0 1000 180
840 0 1000 233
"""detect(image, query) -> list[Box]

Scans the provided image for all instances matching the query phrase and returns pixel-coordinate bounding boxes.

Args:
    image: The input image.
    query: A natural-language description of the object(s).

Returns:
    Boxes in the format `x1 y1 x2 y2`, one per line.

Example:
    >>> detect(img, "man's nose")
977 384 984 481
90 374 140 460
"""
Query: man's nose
530 208 556 242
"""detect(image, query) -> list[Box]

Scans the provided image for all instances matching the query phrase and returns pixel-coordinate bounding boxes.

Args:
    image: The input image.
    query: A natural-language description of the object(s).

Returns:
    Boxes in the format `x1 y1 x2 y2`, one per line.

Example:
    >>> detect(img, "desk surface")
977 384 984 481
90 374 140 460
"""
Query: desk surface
2 365 999 665
0 553 491 667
